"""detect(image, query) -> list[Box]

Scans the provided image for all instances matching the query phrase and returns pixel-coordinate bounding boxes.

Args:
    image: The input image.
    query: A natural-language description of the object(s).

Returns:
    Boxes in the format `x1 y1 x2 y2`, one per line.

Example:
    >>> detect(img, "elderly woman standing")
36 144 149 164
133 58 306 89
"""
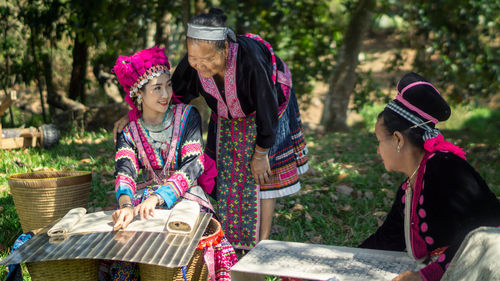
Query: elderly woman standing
171 8 309 250
360 72 500 281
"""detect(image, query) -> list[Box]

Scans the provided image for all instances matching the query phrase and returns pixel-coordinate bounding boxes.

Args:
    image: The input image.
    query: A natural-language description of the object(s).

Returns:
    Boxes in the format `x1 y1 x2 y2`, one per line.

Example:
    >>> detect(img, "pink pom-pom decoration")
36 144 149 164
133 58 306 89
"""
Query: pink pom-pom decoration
423 134 466 160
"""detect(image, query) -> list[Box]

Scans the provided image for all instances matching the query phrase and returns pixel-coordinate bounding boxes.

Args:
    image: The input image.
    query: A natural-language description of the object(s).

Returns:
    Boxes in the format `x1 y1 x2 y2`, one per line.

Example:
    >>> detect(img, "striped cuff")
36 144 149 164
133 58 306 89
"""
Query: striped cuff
116 186 134 204
155 183 180 208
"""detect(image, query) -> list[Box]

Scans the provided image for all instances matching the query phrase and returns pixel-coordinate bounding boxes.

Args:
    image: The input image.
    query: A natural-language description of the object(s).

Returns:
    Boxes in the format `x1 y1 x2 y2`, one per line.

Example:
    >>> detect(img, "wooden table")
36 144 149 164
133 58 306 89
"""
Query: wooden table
231 240 420 281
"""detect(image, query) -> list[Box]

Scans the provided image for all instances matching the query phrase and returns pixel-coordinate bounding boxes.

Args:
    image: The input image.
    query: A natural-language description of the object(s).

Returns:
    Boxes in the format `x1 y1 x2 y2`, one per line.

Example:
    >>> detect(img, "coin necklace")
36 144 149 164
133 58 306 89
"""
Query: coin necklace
139 109 173 150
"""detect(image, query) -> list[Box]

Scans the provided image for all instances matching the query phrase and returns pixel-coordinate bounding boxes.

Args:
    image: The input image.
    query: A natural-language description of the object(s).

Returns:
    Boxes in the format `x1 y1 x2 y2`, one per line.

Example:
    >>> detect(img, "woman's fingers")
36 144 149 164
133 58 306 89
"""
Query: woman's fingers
263 171 270 183
113 211 124 227
112 210 119 223
122 210 133 228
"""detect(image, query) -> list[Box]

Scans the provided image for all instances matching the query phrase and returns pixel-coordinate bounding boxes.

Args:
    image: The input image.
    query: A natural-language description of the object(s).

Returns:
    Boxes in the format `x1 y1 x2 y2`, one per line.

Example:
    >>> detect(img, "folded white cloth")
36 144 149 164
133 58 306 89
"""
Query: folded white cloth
166 200 200 234
47 207 87 237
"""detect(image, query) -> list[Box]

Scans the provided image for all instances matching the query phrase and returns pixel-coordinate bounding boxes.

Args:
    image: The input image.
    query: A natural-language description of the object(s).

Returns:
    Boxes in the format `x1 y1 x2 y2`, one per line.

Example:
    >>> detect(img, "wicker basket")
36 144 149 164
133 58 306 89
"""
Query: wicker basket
27 259 98 281
8 171 94 280
140 249 208 281
139 217 222 281
8 171 92 233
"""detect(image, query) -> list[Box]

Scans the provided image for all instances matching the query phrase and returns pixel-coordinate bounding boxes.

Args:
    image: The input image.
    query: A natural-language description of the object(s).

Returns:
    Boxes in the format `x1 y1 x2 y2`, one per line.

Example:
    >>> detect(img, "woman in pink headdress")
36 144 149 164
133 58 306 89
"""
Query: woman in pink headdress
101 47 237 281
359 72 500 281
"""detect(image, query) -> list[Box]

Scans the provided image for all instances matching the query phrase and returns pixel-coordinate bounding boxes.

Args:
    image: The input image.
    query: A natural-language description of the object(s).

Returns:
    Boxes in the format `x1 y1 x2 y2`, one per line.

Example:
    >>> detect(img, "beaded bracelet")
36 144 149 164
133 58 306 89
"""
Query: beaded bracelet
152 193 164 205
120 203 133 209
254 149 269 154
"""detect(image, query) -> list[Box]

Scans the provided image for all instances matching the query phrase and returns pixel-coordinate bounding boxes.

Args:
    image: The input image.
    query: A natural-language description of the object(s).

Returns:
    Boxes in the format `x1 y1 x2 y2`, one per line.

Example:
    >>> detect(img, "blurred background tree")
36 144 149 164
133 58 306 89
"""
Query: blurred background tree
0 0 498 132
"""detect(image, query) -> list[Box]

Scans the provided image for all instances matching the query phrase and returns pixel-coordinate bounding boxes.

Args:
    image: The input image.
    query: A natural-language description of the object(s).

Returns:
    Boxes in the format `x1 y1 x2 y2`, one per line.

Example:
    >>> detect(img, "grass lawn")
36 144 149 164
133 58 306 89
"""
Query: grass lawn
1 105 499 279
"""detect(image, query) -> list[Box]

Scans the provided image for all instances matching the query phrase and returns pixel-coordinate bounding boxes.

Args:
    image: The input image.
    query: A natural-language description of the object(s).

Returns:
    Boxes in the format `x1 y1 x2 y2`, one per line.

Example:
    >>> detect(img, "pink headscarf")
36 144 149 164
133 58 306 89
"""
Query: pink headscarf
112 46 170 121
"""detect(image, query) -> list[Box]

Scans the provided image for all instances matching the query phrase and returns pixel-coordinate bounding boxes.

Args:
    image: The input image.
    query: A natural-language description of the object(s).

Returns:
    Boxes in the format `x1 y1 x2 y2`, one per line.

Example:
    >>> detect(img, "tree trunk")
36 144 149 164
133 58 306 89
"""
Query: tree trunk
42 54 57 116
42 54 86 112
181 0 191 32
320 0 375 131
154 13 165 47
29 27 47 123
68 34 88 104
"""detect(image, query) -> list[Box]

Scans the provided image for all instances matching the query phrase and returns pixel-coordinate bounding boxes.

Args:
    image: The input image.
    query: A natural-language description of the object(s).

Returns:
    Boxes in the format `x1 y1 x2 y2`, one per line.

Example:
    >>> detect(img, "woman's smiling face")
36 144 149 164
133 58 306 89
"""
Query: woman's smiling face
139 72 172 115
187 40 227 78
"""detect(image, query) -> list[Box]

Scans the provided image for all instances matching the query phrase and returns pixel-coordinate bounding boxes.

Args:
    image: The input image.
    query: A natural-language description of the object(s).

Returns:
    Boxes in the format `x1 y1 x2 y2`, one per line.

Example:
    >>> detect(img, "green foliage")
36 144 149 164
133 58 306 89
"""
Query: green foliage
218 0 346 97
351 70 391 113
392 0 500 102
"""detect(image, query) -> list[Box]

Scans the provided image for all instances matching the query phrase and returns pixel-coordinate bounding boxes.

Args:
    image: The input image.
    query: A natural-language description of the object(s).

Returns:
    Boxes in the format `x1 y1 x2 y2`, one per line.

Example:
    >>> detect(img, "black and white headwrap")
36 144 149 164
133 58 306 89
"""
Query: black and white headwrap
386 101 440 141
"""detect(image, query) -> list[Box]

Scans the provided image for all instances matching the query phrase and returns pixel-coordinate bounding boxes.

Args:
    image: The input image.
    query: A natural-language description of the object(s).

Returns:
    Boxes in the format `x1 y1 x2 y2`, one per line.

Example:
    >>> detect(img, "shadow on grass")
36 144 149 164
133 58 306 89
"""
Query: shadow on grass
274 109 500 246
444 109 500 145
0 193 22 251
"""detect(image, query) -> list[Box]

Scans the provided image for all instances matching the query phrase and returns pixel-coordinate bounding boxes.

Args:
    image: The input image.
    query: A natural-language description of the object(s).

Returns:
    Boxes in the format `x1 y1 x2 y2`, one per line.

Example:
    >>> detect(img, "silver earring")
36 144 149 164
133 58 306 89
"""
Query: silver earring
397 145 401 153
136 95 143 111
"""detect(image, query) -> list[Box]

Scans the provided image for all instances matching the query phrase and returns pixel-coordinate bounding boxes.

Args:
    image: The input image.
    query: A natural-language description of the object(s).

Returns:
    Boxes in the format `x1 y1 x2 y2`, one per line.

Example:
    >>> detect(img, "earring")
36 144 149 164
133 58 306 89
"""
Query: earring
397 145 401 153
136 95 143 111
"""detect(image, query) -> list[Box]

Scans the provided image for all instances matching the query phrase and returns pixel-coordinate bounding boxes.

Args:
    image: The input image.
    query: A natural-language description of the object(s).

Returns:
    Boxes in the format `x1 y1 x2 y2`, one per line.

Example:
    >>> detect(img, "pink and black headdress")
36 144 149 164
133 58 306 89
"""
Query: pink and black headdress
385 73 466 159
112 46 170 121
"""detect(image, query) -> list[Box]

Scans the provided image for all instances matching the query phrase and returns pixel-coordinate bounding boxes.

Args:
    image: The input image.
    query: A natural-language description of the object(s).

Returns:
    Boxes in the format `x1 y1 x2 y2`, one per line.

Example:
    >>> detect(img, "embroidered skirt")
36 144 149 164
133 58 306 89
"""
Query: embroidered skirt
213 87 308 249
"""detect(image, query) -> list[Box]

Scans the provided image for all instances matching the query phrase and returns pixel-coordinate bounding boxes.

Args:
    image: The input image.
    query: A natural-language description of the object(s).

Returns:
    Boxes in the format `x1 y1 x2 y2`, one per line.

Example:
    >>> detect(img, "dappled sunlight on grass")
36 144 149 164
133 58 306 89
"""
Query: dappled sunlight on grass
273 104 500 248
0 104 498 279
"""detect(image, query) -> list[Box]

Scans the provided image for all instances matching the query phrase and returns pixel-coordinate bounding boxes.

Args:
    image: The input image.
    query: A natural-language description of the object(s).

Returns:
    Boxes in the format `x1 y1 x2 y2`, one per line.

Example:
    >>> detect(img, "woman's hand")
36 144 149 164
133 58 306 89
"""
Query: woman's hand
134 195 159 220
113 114 129 143
112 206 134 230
392 271 423 281
251 153 272 186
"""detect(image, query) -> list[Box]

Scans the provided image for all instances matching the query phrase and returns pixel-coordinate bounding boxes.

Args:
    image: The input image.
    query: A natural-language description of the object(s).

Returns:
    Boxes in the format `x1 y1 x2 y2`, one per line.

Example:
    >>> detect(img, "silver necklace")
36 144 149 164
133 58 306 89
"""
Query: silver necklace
138 110 174 150
140 109 173 132
406 165 419 189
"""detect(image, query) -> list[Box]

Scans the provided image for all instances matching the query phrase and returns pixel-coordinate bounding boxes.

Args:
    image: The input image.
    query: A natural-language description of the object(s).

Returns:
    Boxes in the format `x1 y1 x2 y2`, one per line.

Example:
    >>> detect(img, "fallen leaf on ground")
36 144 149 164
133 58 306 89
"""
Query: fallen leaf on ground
308 235 324 244
376 217 385 227
381 188 394 198
337 173 349 181
338 204 352 212
79 158 91 164
342 225 354 239
305 211 313 222
336 184 353 196
373 211 387 217
330 194 339 202
291 203 304 212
